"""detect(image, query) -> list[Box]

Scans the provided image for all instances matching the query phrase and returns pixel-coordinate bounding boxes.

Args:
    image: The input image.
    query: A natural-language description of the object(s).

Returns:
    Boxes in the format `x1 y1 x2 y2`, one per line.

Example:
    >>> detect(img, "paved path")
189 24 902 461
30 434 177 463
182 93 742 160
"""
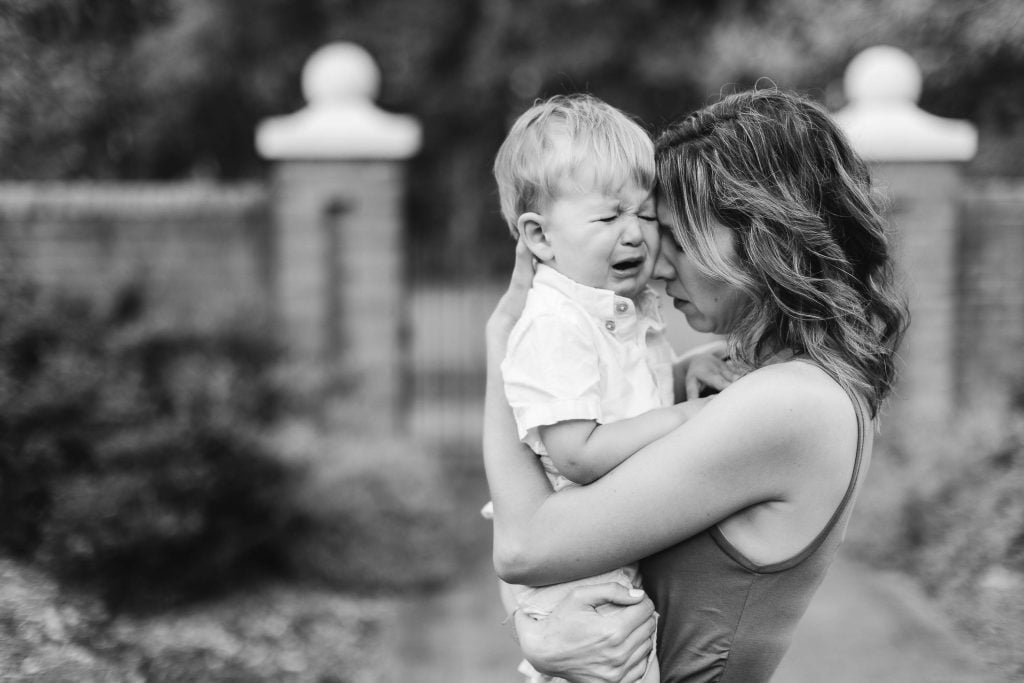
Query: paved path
774 554 1003 682
386 553 521 683
386 546 1006 682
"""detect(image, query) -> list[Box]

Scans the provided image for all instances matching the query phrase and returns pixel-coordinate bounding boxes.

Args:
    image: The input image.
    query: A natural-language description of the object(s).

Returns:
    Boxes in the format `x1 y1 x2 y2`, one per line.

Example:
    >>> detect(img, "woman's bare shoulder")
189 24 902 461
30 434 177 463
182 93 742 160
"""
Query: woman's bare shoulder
706 361 860 560
703 360 856 455
725 360 851 411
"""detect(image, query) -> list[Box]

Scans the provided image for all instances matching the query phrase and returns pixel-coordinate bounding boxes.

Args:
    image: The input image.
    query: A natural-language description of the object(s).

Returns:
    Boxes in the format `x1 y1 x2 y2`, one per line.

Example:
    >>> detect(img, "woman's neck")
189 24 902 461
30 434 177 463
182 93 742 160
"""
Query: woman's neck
730 339 801 371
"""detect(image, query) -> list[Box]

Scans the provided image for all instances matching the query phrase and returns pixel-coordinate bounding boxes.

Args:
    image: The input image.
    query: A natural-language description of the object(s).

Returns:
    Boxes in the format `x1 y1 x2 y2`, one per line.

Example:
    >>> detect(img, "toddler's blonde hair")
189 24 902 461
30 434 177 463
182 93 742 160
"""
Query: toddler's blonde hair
493 94 655 237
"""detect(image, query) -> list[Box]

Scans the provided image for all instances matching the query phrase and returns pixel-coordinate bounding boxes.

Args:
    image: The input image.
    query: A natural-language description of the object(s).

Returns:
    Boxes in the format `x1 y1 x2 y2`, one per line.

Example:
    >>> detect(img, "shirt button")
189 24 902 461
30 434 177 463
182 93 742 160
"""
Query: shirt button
605 320 616 331
615 302 628 314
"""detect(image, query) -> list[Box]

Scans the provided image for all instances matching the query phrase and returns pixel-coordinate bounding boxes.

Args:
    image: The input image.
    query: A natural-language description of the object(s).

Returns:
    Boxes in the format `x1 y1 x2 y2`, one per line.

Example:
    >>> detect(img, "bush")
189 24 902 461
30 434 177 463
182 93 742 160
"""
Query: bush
848 401 1024 679
0 279 298 610
284 430 463 593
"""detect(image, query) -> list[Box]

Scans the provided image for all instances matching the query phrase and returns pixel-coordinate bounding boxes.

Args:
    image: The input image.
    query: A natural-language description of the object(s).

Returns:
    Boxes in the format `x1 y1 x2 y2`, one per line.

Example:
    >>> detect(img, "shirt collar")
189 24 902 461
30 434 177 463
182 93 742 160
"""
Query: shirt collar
533 264 660 321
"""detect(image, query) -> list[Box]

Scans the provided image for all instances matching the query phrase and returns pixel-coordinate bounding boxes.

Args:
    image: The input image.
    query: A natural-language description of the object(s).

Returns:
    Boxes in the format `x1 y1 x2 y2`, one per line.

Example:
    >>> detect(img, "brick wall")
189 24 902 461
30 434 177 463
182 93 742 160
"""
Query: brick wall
1 176 1022 430
959 178 1024 408
269 161 407 428
0 182 271 324
874 163 964 432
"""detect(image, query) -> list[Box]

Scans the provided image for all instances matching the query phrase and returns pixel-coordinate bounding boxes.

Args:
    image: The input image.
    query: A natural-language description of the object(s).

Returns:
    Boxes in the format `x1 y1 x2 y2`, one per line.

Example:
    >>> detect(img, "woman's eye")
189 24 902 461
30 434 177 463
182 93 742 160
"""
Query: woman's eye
640 214 657 222
597 215 617 223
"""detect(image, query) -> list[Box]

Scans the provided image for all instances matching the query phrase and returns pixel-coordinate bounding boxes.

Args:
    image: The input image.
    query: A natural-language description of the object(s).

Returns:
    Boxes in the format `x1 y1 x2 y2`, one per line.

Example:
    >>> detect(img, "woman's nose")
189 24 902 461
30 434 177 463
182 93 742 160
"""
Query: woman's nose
652 246 675 281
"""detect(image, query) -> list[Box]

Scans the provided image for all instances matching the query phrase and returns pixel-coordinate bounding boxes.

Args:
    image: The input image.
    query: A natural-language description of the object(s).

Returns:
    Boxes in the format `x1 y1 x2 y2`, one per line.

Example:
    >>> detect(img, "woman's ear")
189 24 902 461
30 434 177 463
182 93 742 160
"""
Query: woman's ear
517 212 554 262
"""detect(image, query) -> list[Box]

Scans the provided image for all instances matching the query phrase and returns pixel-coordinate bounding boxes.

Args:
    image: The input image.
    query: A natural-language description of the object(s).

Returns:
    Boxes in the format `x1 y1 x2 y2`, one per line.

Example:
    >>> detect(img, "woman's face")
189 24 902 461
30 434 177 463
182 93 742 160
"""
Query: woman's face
653 203 750 335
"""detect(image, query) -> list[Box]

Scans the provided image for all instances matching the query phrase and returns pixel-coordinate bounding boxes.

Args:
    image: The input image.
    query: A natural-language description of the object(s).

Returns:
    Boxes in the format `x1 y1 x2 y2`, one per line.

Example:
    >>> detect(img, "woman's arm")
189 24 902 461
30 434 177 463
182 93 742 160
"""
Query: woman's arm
488 347 838 585
482 238 582 574
482 308 558 564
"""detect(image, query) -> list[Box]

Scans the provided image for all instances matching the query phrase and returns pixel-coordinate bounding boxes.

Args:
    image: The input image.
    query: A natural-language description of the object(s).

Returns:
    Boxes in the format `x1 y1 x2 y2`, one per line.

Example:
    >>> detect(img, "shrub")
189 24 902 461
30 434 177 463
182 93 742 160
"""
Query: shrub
284 430 463 592
0 279 298 610
847 399 1024 679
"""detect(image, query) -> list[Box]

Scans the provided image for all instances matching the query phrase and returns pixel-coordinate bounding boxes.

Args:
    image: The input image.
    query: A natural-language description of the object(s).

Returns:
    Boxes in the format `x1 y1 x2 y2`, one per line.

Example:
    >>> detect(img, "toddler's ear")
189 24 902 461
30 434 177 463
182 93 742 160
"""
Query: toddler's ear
517 212 554 262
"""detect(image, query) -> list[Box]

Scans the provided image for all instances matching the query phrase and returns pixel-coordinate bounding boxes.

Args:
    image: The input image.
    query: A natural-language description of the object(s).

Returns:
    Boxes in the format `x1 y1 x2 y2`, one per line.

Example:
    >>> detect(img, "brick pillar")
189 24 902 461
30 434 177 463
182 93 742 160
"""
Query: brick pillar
256 42 421 430
835 45 977 441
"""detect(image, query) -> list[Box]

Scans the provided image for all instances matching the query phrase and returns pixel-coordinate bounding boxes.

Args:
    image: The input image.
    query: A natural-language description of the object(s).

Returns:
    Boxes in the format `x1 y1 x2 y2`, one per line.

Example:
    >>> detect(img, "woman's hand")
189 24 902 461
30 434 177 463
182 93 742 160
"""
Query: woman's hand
516 583 657 683
486 238 535 349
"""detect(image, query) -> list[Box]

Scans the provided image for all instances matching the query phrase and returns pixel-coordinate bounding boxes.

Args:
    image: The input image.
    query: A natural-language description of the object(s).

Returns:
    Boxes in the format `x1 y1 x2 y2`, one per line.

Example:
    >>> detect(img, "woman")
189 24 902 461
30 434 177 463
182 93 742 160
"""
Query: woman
483 88 908 682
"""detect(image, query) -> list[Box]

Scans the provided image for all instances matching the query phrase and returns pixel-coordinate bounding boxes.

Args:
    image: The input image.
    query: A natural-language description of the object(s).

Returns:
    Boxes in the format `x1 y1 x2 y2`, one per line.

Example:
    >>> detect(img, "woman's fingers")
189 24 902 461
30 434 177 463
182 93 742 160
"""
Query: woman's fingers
489 237 536 334
610 612 656 683
574 584 656 663
516 584 656 683
621 654 651 683
514 235 536 273
572 582 648 615
612 601 656 654
509 237 536 292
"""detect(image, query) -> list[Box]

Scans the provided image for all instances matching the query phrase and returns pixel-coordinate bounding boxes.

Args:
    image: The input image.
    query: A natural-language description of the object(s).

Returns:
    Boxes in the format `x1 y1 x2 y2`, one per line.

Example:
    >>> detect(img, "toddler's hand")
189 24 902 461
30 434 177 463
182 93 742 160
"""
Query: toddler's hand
685 353 743 400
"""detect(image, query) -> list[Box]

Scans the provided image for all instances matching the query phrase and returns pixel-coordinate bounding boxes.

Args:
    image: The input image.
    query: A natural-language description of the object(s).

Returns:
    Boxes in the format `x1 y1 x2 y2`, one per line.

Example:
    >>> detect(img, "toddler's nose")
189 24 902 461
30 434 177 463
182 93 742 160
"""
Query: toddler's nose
620 215 643 245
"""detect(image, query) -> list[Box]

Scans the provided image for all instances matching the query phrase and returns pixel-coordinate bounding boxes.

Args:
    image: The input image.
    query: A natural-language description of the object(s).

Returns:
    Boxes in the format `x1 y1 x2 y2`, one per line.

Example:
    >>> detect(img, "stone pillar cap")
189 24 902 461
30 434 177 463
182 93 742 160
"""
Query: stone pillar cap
834 45 977 162
256 42 422 160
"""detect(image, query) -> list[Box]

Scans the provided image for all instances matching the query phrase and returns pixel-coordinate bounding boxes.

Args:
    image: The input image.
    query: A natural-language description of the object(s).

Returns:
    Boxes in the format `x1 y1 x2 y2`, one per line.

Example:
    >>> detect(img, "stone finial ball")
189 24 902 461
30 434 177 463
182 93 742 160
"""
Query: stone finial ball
844 45 922 104
301 42 381 105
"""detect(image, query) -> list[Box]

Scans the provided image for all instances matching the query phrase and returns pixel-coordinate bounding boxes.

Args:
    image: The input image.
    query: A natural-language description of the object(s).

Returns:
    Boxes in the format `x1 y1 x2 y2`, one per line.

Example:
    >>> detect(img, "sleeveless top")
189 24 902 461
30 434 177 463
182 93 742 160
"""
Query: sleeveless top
639 370 872 683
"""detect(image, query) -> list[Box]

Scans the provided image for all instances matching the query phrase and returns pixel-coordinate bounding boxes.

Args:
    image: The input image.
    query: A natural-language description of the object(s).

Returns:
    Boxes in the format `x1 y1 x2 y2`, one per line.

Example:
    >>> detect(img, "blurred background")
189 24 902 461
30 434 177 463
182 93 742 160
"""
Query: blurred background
0 0 1022 681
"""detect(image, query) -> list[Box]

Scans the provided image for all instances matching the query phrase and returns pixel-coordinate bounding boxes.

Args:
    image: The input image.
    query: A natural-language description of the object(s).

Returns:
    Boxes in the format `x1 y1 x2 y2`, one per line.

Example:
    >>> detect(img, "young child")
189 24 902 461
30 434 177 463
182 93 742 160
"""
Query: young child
487 93 733 683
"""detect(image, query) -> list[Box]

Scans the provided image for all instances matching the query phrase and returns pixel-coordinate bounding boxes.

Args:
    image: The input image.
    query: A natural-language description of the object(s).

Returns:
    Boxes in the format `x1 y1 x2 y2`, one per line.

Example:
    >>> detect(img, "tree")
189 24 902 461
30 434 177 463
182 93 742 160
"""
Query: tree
1 0 1021 276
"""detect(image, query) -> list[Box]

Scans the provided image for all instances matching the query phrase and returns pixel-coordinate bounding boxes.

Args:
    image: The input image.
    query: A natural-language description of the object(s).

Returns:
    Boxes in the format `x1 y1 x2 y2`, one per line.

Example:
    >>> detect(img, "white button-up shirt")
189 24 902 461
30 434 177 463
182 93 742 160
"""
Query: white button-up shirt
501 265 675 480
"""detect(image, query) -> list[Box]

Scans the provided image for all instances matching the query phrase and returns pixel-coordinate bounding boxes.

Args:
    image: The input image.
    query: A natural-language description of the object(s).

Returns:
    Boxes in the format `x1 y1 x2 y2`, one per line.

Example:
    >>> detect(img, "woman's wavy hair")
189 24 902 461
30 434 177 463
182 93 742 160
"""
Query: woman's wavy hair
656 88 909 416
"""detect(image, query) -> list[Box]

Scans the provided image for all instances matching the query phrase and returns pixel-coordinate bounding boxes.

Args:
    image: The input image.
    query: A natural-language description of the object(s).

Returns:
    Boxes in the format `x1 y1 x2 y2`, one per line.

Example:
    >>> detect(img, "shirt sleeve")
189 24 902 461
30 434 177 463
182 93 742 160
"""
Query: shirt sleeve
501 313 603 446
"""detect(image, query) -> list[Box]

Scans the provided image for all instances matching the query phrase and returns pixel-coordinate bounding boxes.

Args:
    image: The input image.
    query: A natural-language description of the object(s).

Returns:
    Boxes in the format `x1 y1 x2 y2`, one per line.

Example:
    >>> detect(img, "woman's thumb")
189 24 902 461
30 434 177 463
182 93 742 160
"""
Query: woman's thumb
572 582 645 608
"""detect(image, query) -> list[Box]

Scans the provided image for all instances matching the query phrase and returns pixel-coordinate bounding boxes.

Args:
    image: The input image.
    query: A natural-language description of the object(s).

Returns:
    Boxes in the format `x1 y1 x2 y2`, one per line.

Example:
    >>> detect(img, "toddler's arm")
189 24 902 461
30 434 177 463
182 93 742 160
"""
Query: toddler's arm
539 401 703 485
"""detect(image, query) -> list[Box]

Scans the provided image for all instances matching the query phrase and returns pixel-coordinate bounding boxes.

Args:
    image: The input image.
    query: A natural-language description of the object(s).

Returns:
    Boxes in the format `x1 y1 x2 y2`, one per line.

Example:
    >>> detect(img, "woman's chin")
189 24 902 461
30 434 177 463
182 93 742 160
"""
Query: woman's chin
680 310 713 333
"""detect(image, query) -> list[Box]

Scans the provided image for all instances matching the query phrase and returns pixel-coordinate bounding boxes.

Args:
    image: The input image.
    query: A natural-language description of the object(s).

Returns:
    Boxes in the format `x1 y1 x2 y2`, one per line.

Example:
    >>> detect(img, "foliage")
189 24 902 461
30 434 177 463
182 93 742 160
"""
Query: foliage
0 557 391 681
848 398 1024 679
899 408 1024 679
1 0 1022 277
0 278 297 610
278 415 481 593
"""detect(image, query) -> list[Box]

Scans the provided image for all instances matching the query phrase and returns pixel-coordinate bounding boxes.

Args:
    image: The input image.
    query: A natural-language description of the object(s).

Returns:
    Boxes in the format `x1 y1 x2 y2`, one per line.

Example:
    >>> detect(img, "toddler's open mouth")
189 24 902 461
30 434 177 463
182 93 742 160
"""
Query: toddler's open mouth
612 257 645 273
